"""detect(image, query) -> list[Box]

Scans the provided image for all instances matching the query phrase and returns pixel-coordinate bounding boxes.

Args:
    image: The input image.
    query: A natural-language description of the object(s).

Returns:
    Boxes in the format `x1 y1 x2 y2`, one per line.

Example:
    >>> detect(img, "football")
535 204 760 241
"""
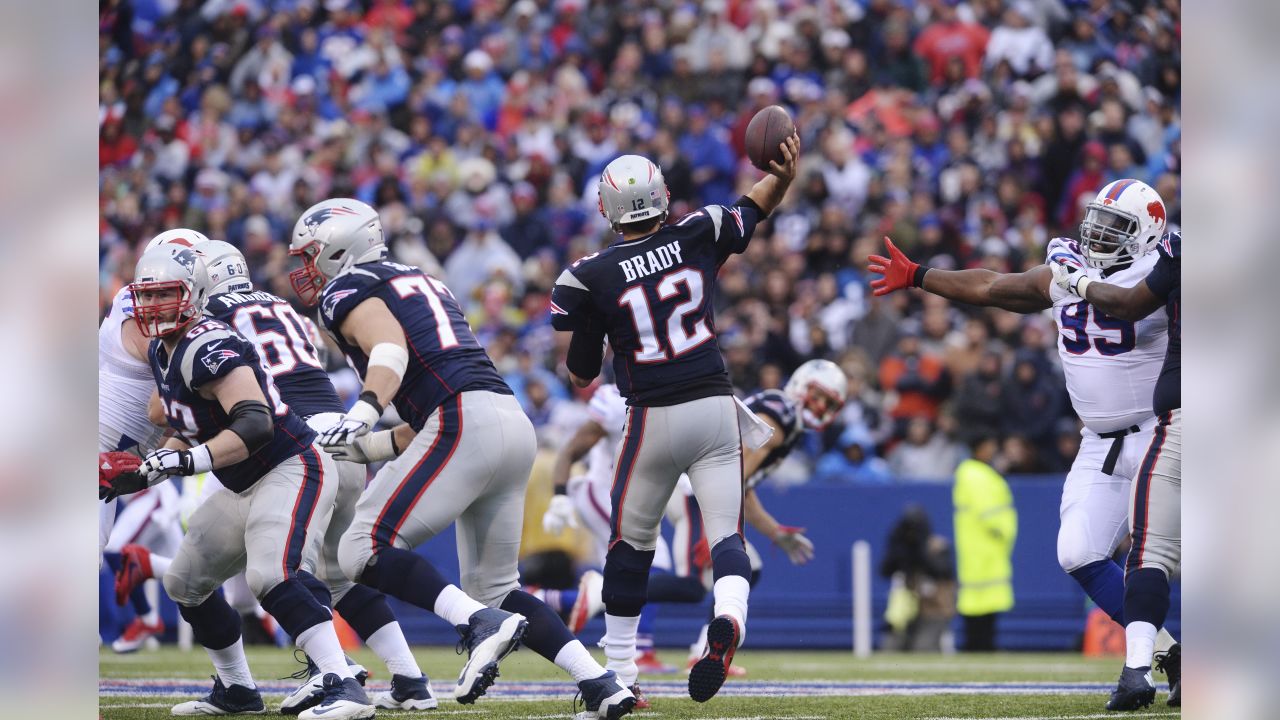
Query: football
745 104 796 171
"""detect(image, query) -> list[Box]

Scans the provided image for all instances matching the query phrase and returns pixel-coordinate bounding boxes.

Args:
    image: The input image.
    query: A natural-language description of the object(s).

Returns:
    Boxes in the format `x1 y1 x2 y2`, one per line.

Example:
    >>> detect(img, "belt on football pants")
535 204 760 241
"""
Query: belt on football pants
1098 424 1142 475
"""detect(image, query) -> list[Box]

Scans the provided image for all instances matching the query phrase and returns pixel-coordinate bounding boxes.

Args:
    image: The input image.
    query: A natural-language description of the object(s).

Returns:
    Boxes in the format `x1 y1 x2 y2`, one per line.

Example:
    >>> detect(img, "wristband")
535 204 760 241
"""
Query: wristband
553 485 568 495
358 390 384 414
189 445 214 475
360 430 399 462
911 265 929 288
349 396 383 429
1074 274 1092 300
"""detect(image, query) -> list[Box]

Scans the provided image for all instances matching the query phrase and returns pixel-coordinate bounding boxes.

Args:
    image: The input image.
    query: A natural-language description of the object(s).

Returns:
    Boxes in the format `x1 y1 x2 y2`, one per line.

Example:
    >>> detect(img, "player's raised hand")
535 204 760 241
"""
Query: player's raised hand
100 451 145 501
774 525 815 565
542 494 578 535
867 236 922 296
767 133 801 181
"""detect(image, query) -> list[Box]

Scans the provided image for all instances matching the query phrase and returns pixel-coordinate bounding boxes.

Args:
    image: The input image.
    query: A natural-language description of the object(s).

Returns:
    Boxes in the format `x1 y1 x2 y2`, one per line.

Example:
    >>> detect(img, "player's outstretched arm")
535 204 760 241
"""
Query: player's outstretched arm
550 419 607 493
1054 263 1164 321
744 490 814 565
868 236 1053 313
745 133 800 216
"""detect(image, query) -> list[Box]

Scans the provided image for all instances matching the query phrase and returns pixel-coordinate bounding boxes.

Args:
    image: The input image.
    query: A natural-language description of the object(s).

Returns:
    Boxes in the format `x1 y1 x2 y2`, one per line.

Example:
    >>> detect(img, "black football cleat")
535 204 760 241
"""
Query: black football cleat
1106 665 1157 711
171 675 266 716
453 607 528 704
688 615 741 703
1154 643 1181 707
574 670 636 719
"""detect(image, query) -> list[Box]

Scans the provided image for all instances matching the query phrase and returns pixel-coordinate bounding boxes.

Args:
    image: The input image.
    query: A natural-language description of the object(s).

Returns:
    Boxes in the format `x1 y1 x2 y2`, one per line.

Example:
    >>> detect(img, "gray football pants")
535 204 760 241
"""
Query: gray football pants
1127 409 1181 577
338 391 536 607
163 445 338 606
609 395 744 553
305 412 370 606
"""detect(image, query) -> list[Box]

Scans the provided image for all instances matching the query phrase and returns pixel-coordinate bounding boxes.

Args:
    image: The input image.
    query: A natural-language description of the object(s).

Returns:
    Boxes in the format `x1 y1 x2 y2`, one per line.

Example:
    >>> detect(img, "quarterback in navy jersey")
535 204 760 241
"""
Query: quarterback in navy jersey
1052 230 1183 710
289 198 635 716
549 136 799 704
116 244 373 719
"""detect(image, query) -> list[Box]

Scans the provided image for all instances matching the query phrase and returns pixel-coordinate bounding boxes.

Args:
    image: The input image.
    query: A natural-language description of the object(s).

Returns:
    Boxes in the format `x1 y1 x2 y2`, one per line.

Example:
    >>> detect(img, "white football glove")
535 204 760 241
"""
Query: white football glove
329 430 398 464
774 526 815 565
1050 261 1091 298
317 398 381 449
542 494 578 535
141 446 212 483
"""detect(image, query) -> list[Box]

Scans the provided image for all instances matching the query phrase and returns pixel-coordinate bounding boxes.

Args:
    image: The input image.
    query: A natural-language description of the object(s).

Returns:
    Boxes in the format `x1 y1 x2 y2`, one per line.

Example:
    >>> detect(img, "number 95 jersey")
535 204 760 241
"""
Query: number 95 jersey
551 200 763 406
317 261 511 431
1045 238 1169 434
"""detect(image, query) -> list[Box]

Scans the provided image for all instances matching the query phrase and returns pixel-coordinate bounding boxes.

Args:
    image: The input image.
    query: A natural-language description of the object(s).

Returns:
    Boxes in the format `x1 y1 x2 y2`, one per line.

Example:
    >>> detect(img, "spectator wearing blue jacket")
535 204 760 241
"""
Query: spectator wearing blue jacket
815 426 893 485
678 105 736 206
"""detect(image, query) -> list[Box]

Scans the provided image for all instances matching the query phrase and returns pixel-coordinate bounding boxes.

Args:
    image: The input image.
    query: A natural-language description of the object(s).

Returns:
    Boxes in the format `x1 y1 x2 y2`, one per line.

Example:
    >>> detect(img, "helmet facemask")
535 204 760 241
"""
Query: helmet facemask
1079 202 1141 269
131 280 200 338
288 241 327 306
798 382 844 429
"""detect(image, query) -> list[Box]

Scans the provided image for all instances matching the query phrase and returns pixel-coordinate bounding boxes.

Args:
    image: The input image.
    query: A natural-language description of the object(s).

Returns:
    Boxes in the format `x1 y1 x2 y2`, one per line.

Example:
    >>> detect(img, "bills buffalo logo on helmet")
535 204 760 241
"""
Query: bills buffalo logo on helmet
303 205 362 237
1147 201 1166 226
201 347 241 375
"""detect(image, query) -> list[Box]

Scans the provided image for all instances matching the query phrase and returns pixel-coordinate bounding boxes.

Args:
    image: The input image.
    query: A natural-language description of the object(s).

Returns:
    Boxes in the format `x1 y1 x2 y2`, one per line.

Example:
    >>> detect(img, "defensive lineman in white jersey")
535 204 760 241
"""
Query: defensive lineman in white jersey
867 179 1180 676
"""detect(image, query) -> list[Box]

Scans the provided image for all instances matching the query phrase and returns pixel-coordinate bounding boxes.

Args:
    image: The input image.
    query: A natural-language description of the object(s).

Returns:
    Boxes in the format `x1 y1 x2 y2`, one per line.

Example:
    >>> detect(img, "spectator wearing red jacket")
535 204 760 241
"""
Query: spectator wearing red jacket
914 1 991 86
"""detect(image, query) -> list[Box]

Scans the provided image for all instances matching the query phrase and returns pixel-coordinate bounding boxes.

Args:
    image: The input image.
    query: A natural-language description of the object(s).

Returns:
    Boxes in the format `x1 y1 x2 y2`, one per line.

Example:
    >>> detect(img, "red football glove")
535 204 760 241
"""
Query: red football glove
99 451 145 502
867 236 923 296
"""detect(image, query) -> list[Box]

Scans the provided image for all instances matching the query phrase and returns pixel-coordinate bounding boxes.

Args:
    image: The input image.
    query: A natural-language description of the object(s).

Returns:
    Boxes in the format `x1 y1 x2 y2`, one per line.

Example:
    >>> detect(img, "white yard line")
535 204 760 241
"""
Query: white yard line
929 713 1179 720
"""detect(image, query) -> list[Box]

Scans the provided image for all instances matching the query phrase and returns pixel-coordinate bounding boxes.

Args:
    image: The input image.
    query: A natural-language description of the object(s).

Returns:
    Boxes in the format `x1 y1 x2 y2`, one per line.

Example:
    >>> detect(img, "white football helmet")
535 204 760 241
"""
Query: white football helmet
288 198 386 306
144 228 211 252
129 244 211 337
199 239 253 295
1079 179 1167 269
784 359 849 429
597 155 669 232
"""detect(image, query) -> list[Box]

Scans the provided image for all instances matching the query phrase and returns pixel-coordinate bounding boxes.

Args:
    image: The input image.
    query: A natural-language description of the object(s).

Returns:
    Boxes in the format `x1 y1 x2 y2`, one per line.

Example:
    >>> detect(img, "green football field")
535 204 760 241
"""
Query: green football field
99 645 1180 719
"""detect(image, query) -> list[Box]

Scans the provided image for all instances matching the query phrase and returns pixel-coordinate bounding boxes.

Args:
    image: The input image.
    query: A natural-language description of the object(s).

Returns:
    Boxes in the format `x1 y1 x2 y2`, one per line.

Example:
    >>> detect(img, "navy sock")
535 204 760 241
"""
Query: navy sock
260 578 332 639
647 573 706 604
360 546 451 612
297 571 332 609
129 584 152 617
500 589 575 662
1069 559 1126 625
179 593 242 650
104 552 123 573
1124 568 1171 629
335 584 397 640
602 541 655 617
710 535 751 582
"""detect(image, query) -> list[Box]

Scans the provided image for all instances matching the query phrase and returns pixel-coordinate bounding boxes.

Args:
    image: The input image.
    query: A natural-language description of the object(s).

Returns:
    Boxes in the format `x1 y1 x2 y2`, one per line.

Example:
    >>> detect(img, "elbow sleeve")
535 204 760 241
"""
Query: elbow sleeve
566 329 605 381
227 400 274 454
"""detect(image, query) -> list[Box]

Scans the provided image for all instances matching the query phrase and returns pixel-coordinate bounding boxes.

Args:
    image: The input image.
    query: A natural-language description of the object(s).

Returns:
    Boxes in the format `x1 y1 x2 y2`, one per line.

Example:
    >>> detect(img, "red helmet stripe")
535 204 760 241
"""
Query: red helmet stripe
603 171 621 192
1106 179 1136 202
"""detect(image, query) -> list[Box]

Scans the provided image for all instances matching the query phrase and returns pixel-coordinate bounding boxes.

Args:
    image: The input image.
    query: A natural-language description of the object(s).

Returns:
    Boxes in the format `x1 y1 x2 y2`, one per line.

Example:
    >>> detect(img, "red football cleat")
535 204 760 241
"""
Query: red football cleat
635 649 678 674
114 544 154 607
687 615 742 702
111 616 164 653
629 683 651 710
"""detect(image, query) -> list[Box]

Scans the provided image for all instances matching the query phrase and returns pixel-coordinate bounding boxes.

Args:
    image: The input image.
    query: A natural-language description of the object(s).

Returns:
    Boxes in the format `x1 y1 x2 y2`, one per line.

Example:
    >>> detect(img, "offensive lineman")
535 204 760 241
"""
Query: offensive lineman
104 244 374 718
1053 231 1182 710
868 178 1180 689
288 198 635 718
549 136 800 703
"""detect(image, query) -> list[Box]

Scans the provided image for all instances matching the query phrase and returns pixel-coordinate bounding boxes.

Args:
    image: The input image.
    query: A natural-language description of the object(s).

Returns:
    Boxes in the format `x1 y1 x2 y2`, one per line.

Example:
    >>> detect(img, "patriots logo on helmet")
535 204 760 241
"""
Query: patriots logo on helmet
172 248 200 274
322 288 358 320
201 348 240 375
304 205 362 237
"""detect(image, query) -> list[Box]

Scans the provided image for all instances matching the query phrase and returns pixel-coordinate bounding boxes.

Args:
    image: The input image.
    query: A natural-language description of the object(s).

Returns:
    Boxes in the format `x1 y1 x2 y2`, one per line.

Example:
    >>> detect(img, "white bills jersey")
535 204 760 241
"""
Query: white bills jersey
98 287 163 452
1046 238 1168 434
584 383 628 485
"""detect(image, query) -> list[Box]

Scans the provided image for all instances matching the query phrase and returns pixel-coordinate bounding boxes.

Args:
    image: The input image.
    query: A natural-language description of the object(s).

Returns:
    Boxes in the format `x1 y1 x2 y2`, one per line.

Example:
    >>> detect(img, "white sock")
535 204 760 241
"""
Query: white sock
554 639 607 683
150 553 172 577
433 585 487 627
1125 621 1157 669
712 575 750 645
207 638 255 689
602 613 640 687
1155 626 1177 653
689 623 709 660
365 622 422 679
142 580 161 625
296 621 354 679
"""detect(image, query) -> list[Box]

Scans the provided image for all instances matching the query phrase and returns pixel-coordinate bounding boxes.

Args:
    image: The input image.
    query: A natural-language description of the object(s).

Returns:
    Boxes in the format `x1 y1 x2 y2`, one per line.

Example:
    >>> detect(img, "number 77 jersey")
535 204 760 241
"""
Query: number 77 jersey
317 261 511 431
551 200 763 406
1045 237 1168 434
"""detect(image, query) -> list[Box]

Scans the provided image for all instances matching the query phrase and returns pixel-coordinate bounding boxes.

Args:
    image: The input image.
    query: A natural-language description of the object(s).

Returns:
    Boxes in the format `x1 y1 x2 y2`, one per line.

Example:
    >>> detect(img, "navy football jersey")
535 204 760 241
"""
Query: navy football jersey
205 290 343 418
318 261 511 431
551 199 764 406
1144 230 1181 414
744 389 806 490
148 318 316 493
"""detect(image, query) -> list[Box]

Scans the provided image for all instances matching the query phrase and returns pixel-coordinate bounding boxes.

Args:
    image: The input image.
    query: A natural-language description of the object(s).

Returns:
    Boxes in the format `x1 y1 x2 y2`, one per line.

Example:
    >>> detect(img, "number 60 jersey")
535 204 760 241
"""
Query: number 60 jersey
551 199 764 406
1046 237 1168 434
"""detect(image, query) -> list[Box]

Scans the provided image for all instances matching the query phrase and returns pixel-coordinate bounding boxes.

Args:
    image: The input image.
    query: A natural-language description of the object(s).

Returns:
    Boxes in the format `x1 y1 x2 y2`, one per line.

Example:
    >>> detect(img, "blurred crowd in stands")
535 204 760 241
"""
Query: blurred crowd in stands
99 0 1181 483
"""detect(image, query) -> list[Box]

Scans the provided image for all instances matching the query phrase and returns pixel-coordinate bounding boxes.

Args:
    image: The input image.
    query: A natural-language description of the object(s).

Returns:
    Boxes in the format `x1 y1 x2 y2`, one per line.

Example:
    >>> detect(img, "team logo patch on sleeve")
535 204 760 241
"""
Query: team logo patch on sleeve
201 347 241 375
728 206 744 234
322 288 359 321
549 300 568 316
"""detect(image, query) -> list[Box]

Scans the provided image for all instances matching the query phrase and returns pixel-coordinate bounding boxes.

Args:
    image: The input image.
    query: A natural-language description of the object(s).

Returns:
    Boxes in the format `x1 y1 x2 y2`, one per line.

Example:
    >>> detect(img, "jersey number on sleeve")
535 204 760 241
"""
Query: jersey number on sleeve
391 275 459 349
617 268 713 363
1060 301 1136 356
231 303 323 376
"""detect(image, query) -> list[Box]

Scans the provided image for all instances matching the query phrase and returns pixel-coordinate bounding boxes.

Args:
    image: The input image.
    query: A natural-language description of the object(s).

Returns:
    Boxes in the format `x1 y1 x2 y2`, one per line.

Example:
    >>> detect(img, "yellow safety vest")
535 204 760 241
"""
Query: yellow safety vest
953 459 1017 616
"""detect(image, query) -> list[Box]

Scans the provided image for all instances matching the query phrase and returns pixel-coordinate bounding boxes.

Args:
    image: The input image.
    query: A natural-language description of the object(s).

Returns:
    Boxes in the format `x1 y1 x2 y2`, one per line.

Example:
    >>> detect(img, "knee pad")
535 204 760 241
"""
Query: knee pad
260 577 333 639
337 529 375 584
245 564 286 601
603 540 656 617
710 534 751 581
177 593 242 651
1056 525 1109 573
334 584 396 640
163 566 214 608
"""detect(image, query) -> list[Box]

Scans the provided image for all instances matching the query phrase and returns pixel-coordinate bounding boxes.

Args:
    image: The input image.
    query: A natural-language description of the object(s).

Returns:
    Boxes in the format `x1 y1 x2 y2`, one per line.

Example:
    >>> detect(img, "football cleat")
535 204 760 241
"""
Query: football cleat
171 675 266 716
1154 643 1181 706
635 648 678 674
629 683 651 710
573 670 636 719
280 652 369 715
686 655 746 677
1105 665 1157 711
373 673 438 710
688 615 741 702
114 544 153 606
453 607 528 704
111 616 164 654
297 673 374 720
568 570 605 635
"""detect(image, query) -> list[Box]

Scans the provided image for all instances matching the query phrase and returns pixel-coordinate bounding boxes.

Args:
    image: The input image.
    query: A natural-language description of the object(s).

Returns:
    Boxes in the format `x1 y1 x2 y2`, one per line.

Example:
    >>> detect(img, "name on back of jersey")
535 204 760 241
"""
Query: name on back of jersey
618 241 685 283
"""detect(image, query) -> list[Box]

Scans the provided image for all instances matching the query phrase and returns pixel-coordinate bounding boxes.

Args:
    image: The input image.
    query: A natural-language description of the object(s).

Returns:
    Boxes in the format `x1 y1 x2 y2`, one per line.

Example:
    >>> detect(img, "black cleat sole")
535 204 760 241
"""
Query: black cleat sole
688 617 737 703
1106 688 1156 712
604 695 638 719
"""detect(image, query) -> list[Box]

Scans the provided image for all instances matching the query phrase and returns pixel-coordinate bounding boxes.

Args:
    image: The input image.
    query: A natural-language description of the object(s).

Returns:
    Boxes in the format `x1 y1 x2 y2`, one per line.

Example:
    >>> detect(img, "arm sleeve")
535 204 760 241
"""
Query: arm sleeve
566 326 605 381
550 268 602 333
1143 244 1179 300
